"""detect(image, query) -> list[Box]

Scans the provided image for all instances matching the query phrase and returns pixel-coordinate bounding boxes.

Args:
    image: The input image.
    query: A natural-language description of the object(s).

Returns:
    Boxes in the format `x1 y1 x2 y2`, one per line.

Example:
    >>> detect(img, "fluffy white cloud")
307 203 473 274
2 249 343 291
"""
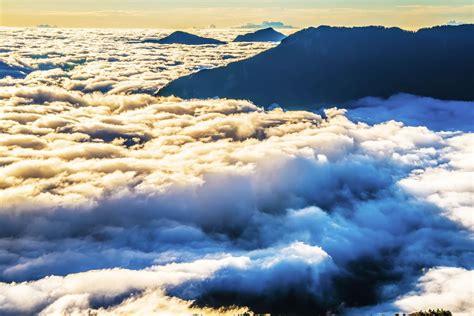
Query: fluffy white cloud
349 266 474 315
0 243 331 315
348 94 474 132
395 267 474 316
400 134 474 231
0 256 248 315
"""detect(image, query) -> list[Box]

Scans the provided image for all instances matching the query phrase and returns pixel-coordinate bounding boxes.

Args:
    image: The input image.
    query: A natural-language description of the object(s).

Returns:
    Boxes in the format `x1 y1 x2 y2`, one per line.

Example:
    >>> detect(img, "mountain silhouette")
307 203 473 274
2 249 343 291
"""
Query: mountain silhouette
233 28 286 42
159 25 474 108
143 31 226 45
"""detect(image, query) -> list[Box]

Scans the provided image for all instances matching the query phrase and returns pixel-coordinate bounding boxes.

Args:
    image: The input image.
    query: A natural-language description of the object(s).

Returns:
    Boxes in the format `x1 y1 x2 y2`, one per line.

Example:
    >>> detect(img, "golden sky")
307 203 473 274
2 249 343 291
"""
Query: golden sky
0 1 473 29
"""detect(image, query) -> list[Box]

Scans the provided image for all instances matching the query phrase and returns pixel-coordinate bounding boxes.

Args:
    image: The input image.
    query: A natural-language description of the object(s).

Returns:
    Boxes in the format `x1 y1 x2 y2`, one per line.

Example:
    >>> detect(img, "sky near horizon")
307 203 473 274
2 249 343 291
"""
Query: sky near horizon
0 0 473 29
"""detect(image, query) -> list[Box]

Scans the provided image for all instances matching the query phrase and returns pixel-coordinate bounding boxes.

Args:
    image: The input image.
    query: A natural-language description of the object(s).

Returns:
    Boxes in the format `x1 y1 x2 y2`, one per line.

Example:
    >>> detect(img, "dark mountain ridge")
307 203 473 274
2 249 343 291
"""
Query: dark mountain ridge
159 25 474 108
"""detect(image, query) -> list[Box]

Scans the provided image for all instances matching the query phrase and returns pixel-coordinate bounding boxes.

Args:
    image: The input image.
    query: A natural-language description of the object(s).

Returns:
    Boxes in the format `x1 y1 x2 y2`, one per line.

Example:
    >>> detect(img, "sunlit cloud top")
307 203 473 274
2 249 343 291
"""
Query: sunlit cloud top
1 0 473 29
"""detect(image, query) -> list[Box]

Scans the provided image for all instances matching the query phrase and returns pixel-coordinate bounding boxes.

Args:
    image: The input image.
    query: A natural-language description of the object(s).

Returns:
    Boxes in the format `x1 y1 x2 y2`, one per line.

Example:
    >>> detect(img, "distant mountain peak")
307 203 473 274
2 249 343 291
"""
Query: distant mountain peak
233 28 286 42
143 31 226 45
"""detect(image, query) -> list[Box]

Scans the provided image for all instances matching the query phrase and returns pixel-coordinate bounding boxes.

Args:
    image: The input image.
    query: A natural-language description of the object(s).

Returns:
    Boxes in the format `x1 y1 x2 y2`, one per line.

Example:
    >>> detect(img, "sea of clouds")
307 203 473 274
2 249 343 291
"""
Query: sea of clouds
0 27 473 315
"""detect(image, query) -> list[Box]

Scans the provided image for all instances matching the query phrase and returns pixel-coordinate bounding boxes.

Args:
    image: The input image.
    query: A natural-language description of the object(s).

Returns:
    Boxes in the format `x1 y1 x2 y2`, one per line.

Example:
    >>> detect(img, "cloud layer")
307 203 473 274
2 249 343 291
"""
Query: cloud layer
0 27 472 315
0 27 274 95
348 94 474 132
